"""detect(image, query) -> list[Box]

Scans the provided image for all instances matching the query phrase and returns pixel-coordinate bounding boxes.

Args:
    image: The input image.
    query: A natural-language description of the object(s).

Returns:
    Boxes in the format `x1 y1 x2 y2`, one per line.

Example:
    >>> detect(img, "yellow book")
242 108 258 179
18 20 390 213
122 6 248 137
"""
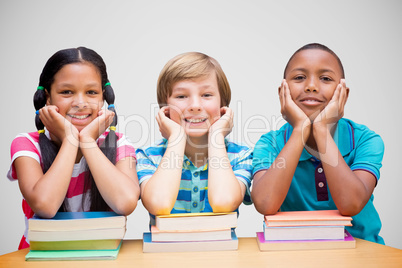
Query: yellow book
156 212 237 231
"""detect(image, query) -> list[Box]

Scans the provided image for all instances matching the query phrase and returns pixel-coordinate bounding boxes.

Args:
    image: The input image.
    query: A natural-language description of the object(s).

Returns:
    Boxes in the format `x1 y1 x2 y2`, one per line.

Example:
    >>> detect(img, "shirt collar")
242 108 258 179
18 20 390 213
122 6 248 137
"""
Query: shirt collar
284 118 354 161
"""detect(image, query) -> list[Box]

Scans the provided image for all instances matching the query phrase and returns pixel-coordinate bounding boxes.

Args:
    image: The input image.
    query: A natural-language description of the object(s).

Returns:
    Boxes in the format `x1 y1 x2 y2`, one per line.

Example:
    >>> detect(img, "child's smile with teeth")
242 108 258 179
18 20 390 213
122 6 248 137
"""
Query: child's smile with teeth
68 113 91 120
185 118 207 123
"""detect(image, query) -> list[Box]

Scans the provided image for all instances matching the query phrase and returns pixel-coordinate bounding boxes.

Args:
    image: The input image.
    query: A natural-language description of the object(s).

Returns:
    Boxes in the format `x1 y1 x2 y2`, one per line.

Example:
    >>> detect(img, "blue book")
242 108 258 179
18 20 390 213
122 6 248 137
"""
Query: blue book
29 211 126 231
143 229 238 253
25 241 122 261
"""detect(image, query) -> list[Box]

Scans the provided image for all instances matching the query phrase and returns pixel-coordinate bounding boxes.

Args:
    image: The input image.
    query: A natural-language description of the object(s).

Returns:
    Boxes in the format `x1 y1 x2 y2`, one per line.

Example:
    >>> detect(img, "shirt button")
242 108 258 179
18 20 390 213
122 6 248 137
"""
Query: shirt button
193 186 198 193
317 167 323 173
192 202 198 208
194 172 199 177
318 182 324 188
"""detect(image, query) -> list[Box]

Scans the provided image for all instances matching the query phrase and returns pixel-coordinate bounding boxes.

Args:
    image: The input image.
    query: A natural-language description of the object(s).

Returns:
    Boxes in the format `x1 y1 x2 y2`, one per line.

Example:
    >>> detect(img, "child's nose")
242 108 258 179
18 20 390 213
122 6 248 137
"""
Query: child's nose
72 94 89 108
305 78 319 93
188 96 202 112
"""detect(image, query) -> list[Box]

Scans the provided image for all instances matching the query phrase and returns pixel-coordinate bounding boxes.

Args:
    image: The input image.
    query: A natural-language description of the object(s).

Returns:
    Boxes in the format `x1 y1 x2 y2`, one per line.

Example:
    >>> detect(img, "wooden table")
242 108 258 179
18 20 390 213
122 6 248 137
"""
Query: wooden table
1 238 401 267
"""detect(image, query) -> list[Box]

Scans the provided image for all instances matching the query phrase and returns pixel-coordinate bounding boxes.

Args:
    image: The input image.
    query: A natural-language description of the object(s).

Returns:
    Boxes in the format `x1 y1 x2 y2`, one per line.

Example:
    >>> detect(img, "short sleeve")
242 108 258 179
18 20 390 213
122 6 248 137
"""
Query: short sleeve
252 131 283 176
135 148 158 185
231 147 253 205
8 133 41 181
115 133 136 162
350 129 384 180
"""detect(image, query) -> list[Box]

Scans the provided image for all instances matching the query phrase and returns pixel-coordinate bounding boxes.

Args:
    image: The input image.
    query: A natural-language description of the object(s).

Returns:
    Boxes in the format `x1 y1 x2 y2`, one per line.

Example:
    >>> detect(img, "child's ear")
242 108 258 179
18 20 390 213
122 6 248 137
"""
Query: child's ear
45 89 50 106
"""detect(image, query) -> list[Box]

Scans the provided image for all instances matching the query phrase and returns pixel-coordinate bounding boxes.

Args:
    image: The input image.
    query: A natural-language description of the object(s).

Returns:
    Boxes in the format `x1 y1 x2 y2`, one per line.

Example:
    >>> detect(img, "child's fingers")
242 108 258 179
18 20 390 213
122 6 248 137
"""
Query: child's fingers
221 106 233 119
279 80 286 111
283 80 293 103
40 106 59 123
155 110 162 126
338 79 348 107
331 83 342 103
158 106 168 119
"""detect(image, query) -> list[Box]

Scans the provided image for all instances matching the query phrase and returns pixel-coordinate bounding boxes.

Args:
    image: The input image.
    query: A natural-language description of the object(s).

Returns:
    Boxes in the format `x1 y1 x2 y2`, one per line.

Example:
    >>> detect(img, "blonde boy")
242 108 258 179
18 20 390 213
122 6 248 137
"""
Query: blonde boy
136 52 252 224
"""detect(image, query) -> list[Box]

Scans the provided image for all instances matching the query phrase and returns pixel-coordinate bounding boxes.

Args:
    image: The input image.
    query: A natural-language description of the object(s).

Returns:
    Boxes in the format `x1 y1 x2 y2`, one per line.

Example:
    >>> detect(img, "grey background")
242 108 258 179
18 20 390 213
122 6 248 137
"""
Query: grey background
1 0 401 255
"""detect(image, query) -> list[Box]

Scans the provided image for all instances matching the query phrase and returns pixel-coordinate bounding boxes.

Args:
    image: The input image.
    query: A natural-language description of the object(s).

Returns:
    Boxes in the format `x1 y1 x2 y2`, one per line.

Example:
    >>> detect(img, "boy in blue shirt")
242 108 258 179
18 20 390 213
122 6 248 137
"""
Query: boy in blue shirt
252 43 384 244
136 52 253 225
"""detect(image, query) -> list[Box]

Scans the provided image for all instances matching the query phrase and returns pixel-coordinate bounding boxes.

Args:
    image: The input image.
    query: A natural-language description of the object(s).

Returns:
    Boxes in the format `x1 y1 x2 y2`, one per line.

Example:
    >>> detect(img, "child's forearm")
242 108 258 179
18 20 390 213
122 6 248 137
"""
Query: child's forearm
141 138 186 215
251 129 306 215
314 126 375 215
207 133 244 212
81 140 139 215
17 139 78 218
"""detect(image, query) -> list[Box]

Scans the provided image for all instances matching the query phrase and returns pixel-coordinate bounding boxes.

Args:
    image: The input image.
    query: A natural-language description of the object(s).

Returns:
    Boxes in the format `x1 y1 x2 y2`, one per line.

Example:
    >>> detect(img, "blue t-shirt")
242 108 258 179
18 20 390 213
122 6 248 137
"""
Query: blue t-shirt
252 118 384 244
136 138 253 225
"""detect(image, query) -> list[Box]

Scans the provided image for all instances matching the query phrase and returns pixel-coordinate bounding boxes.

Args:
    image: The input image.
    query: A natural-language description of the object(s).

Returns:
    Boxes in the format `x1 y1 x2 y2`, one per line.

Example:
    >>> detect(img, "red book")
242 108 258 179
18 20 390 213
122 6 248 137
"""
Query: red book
264 210 353 227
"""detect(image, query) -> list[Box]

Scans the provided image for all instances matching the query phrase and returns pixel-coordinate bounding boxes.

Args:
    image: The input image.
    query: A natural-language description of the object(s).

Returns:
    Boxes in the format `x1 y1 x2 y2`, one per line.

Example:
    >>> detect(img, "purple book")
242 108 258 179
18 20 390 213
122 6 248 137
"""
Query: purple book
256 229 356 251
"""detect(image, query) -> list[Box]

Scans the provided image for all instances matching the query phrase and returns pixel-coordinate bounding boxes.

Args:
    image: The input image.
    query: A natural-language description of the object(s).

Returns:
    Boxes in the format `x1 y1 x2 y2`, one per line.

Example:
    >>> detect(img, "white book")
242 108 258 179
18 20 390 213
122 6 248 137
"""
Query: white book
151 226 232 242
28 227 126 242
264 222 345 241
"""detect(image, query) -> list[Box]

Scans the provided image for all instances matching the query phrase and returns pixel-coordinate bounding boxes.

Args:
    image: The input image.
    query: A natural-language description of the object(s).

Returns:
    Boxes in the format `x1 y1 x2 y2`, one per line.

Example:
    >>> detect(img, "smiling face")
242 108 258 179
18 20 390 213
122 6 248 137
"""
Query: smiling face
46 63 104 132
167 72 221 138
285 49 344 120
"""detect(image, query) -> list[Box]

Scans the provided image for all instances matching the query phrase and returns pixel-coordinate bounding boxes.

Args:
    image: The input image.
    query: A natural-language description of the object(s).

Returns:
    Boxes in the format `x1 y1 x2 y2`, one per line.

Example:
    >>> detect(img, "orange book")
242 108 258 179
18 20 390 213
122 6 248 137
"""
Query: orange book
264 210 352 227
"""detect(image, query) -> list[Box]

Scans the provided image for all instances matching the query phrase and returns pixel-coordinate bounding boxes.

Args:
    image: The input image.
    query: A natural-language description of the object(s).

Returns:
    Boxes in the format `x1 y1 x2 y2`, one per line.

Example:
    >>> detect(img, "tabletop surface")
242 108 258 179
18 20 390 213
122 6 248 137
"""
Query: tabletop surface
1 237 401 268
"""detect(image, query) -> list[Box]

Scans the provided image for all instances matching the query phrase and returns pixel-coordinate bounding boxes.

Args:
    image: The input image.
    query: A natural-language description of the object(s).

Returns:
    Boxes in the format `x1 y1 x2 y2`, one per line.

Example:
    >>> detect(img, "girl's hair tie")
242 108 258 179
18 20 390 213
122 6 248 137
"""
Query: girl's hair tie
104 82 111 87
37 86 45 91
38 129 45 134
35 110 39 115
109 126 116 131
108 104 115 109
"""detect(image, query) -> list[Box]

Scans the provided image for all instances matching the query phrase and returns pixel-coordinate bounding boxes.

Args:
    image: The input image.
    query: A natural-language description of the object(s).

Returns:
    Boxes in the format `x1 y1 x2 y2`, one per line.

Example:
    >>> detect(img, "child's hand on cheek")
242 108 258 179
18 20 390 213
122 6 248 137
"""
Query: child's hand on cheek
313 79 349 130
209 106 233 139
279 79 311 135
156 106 186 142
79 109 114 144
39 105 79 145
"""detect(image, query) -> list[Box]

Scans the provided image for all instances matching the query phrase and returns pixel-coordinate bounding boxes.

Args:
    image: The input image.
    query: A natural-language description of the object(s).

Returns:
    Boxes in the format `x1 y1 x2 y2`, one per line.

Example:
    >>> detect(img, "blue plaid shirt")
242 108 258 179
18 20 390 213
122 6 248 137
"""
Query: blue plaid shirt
136 139 253 224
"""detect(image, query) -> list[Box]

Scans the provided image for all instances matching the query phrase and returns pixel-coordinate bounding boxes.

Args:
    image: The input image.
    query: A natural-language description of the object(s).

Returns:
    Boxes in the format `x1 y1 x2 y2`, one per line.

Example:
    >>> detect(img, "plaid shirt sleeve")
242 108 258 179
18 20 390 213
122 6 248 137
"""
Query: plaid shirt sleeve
135 147 158 185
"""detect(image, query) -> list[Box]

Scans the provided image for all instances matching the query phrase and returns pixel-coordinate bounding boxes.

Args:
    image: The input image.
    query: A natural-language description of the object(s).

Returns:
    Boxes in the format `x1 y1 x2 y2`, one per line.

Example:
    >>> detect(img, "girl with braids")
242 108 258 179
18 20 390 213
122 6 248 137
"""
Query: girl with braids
7 47 140 250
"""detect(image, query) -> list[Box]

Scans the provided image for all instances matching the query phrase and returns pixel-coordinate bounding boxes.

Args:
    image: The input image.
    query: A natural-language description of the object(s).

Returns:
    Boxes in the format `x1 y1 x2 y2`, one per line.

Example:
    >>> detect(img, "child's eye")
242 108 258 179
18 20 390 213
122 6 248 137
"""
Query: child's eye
321 76 333 82
293 75 305 81
60 90 73 95
176 95 186 99
203 93 213 97
87 90 99 95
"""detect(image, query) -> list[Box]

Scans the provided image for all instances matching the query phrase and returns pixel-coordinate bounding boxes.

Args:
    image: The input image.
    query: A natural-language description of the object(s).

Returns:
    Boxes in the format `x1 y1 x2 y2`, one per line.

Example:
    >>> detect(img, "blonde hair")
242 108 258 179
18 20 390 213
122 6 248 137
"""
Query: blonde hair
157 52 231 107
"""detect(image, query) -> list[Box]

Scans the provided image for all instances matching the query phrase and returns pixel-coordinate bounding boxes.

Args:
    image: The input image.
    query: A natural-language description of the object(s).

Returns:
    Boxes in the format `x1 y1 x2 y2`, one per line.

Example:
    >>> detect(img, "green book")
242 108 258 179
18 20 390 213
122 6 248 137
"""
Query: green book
25 241 122 261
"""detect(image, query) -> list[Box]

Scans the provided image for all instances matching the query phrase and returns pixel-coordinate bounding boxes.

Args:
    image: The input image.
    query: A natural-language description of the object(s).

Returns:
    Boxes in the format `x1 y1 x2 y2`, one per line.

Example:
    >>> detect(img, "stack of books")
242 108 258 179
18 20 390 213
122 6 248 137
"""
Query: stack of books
143 212 238 253
256 210 356 251
25 211 126 261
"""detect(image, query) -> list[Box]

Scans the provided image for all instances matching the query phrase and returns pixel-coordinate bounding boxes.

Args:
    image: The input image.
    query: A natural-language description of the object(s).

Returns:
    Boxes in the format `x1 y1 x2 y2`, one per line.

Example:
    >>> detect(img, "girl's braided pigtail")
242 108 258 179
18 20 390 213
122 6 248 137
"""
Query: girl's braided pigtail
88 82 118 211
33 86 59 174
